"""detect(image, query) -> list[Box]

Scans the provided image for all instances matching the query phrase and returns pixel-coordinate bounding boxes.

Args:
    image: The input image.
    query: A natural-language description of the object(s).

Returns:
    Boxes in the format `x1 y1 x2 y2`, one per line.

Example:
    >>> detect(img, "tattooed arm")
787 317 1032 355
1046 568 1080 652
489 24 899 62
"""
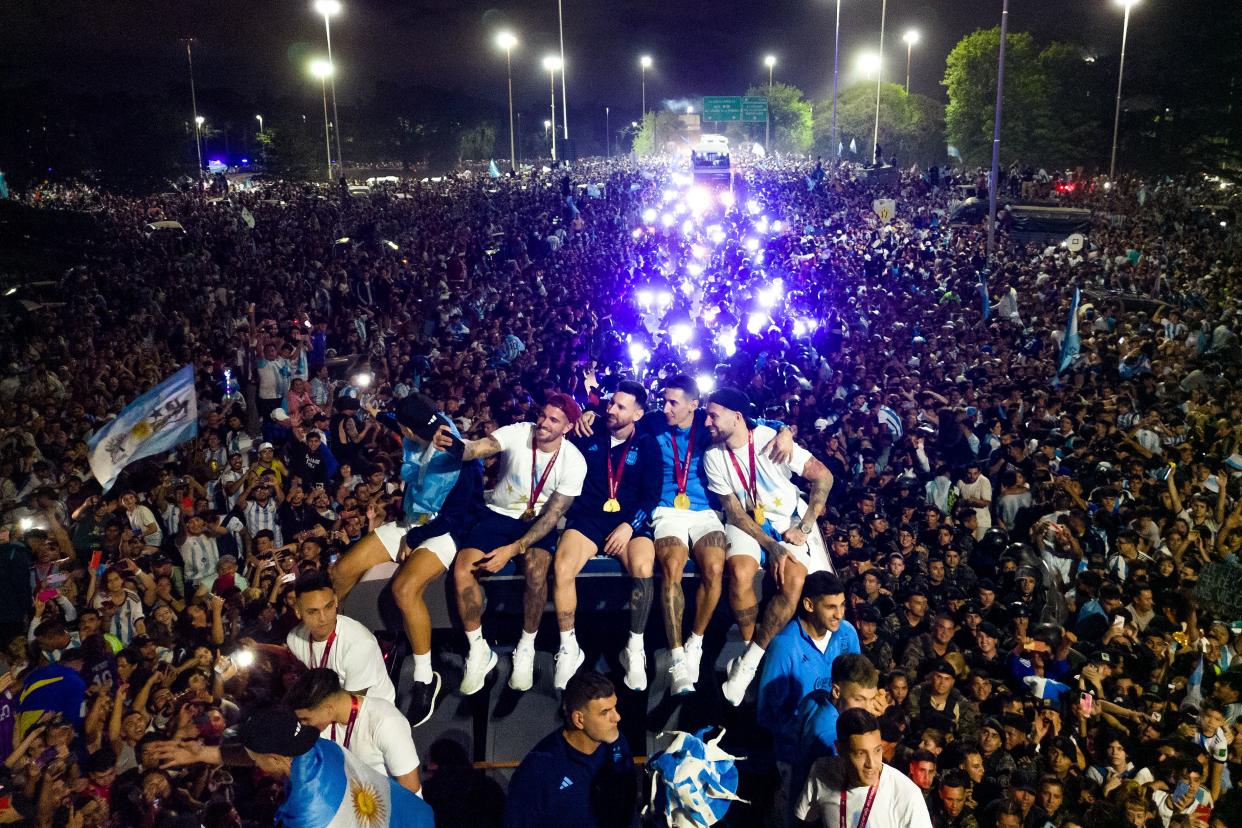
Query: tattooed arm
784 457 833 546
719 492 785 561
473 492 575 574
433 425 503 462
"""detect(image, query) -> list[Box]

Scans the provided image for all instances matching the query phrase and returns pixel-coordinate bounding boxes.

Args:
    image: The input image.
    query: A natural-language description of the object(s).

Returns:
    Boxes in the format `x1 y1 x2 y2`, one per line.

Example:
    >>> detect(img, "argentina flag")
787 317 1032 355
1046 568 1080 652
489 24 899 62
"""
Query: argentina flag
876 405 903 438
280 739 434 828
400 418 463 522
87 365 197 492
1057 287 1081 375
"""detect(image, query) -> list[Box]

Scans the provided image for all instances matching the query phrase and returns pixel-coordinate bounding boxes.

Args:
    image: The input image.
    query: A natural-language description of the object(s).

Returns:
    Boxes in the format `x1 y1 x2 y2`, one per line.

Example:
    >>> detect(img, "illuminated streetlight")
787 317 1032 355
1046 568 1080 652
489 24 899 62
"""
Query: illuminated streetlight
763 55 776 149
830 0 842 159
182 38 203 180
309 58 335 182
639 55 652 120
312 0 344 177
255 114 264 135
195 115 205 127
495 31 518 172
764 54 776 86
1109 0 1140 180
855 51 881 78
872 0 888 164
543 55 562 162
902 29 919 93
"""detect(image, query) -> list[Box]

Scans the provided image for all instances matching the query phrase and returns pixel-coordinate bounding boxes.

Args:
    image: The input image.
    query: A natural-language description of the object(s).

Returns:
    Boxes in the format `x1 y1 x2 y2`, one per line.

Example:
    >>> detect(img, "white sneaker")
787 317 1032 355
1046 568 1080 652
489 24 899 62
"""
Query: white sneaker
684 643 703 685
553 646 585 690
669 657 694 696
722 656 757 707
509 646 535 692
620 646 647 691
459 645 497 696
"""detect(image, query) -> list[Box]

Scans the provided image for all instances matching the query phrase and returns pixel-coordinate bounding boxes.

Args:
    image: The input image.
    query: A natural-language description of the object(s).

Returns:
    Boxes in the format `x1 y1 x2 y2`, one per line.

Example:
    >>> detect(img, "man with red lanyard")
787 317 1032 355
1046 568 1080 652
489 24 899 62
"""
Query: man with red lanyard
794 707 932 828
284 667 422 795
285 572 396 703
437 393 587 695
554 381 663 692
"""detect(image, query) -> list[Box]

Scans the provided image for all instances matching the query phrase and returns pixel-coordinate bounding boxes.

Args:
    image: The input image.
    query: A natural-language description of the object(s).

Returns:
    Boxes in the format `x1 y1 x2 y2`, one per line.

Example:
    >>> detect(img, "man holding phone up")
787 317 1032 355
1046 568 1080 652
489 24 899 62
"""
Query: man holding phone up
330 393 484 726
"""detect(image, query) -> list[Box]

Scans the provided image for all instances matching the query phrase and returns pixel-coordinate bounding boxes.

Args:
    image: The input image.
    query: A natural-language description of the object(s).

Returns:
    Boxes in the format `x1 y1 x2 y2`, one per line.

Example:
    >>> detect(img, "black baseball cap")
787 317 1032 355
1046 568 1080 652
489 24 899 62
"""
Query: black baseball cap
709 387 754 419
395 393 444 441
977 621 1002 640
855 605 883 624
238 705 319 757
926 658 956 678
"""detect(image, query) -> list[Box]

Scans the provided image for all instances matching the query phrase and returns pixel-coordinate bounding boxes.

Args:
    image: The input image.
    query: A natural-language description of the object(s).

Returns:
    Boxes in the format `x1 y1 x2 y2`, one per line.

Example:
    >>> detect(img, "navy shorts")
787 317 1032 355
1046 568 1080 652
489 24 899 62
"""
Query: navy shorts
463 509 559 555
563 507 653 552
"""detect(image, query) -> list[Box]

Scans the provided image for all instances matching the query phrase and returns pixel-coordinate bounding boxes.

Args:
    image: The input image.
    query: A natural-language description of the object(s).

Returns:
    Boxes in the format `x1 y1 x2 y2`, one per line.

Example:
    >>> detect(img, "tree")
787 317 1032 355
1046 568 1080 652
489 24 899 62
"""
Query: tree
746 83 813 155
457 123 496 162
819 82 945 166
631 110 684 156
944 27 1059 168
264 120 326 181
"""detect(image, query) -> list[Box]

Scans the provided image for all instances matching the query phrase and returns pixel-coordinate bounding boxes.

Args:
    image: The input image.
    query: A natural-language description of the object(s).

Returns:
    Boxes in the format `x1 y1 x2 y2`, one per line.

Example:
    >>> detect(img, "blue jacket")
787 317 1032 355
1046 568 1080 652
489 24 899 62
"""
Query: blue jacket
757 618 861 760
502 730 637 828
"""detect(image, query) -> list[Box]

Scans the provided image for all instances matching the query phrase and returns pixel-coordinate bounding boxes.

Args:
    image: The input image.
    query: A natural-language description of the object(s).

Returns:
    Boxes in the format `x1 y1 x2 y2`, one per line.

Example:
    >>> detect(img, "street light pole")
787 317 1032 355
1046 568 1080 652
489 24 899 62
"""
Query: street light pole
496 31 518 172
557 0 568 142
903 30 920 94
315 0 344 178
831 0 841 159
543 56 561 162
255 114 264 135
639 55 653 155
872 0 887 165
605 106 611 158
764 55 776 150
1109 0 1139 181
183 38 203 180
310 59 334 182
986 0 1010 258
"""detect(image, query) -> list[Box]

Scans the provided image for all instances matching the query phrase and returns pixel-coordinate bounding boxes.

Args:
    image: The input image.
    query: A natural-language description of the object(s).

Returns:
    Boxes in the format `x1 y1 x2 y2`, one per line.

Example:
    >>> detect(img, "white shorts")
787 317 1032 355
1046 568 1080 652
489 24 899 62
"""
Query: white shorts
652 506 726 549
723 514 832 575
374 521 458 570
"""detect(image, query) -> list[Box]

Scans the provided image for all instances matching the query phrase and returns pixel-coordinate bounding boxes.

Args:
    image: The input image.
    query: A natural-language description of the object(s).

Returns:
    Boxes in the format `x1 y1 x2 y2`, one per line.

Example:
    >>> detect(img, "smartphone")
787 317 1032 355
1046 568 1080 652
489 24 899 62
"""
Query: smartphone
329 553 339 566
213 656 234 675
1172 781 1190 801
1079 691 1094 717
1112 615 1125 629
33 747 58 768
36 588 58 603
46 573 68 586
279 573 296 584
89 550 103 571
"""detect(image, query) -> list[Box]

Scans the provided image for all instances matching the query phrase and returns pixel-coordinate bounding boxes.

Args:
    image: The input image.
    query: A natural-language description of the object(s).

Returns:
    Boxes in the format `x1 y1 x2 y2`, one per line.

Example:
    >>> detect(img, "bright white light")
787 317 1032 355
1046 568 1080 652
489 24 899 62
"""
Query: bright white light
632 228 644 239
195 115 205 127
1221 221 1229 228
315 0 342 16
543 55 563 72
629 342 650 364
756 216 769 234
747 312 768 334
661 213 675 228
637 289 654 307
670 324 693 345
1115 0 1141 8
495 30 518 51
772 220 783 232
681 219 695 235
640 55 653 69
696 374 716 394
686 262 703 277
691 244 708 260
746 199 762 215
663 189 677 203
687 187 711 214
642 207 658 224
656 290 673 307
686 348 702 362
719 191 735 208
903 30 920 46
793 319 807 336
716 331 736 356
2 287 16 297
18 517 33 532
309 58 334 79
234 649 256 668
856 51 881 78
764 54 777 68
674 203 688 217
352 372 373 389
745 237 759 252
707 225 725 245
757 287 777 308
681 279 696 295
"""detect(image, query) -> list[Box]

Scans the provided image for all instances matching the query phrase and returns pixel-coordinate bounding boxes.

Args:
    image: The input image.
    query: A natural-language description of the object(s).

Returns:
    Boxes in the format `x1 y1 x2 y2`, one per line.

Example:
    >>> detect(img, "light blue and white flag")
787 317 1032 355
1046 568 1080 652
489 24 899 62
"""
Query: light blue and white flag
647 728 745 827
1057 287 1081 375
1023 675 1070 701
87 365 197 492
400 417 466 523
280 739 434 828
849 138 858 155
876 405 903 438
979 278 991 321
488 159 502 178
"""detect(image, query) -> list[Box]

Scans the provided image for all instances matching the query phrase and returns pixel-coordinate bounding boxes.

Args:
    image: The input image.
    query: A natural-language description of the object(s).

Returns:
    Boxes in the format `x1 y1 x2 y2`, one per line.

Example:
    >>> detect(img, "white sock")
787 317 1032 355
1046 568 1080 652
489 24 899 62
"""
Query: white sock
412 651 433 684
466 627 485 648
671 646 686 663
517 630 537 651
627 631 644 651
559 628 577 651
686 632 704 652
740 642 766 670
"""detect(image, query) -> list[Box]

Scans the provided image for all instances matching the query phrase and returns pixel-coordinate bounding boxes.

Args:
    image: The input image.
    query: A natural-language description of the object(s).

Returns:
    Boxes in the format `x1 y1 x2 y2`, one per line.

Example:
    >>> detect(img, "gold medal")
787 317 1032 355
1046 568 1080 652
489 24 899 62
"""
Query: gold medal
674 493 691 510
416 514 429 526
753 504 766 525
603 498 621 513
520 507 536 521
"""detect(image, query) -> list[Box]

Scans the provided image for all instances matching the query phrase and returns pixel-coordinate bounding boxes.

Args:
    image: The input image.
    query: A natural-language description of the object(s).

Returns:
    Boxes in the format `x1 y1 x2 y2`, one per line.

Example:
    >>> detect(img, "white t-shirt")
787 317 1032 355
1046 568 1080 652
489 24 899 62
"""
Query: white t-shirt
286 615 396 704
128 504 163 548
704 425 814 525
955 475 993 531
322 694 420 779
179 534 220 589
485 423 587 519
795 759 933 828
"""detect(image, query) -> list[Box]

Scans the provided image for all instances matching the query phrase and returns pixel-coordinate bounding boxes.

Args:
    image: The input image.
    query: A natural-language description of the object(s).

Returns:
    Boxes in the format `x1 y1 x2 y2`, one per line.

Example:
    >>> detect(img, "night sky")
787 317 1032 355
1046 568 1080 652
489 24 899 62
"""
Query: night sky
0 1 1193 118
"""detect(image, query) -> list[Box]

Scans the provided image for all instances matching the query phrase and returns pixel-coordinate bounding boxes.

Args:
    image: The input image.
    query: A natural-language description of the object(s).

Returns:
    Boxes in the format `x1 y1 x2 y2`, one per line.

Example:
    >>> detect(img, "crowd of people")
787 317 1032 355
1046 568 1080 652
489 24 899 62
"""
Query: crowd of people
0 148 1239 828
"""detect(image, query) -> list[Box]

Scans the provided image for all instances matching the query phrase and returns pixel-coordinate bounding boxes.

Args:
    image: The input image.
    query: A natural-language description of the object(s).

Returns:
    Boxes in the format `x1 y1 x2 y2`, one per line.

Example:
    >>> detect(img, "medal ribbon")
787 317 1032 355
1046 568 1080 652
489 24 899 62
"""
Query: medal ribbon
670 423 696 497
840 771 880 828
528 440 561 513
725 429 760 512
314 631 337 669
606 433 635 503
331 694 361 748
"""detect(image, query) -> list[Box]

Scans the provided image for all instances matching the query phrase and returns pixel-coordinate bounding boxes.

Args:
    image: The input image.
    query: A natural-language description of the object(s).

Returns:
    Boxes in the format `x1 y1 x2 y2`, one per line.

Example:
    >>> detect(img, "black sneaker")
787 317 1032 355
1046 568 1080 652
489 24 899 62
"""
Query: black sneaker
406 672 441 728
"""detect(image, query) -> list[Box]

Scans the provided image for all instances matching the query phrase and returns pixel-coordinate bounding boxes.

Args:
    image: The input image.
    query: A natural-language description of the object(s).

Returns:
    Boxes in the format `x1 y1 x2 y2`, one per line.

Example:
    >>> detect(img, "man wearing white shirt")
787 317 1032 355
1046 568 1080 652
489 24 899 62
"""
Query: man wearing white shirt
795 707 933 828
284 668 421 795
285 572 396 704
702 387 835 706
441 393 588 695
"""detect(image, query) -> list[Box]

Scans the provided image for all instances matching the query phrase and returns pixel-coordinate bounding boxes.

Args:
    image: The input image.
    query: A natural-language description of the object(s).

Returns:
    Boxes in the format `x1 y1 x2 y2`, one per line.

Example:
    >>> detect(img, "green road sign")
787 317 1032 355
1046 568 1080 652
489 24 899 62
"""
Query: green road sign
741 96 769 122
702 96 743 121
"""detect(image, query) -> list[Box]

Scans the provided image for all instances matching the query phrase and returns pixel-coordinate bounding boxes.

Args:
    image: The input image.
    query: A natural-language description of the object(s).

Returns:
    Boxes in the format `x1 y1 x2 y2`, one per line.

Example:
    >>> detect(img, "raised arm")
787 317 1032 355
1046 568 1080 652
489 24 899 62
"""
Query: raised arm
433 425 502 462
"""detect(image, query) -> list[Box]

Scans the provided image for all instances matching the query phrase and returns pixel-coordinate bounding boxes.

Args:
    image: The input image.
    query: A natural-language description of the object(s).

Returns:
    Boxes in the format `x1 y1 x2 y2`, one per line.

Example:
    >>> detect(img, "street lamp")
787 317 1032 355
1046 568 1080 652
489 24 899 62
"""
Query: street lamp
309 58 335 182
495 30 518 172
987 0 1010 257
556 0 568 141
182 38 203 180
312 0 344 178
605 106 610 158
763 55 776 149
872 0 888 165
764 54 776 87
855 51 881 78
543 55 562 162
255 114 264 135
1109 0 1140 180
639 55 653 155
830 0 842 159
903 29 920 93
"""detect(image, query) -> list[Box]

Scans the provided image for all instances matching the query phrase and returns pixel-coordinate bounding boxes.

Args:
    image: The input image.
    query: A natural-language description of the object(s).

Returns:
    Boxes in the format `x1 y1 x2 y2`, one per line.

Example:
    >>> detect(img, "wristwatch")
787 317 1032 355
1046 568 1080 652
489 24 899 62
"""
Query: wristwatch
798 520 815 535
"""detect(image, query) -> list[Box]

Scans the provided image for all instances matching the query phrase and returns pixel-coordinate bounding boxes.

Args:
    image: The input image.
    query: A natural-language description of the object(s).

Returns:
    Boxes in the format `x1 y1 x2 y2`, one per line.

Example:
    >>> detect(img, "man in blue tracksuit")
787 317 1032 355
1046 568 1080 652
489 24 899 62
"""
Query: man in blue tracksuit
502 671 637 828
755 571 859 827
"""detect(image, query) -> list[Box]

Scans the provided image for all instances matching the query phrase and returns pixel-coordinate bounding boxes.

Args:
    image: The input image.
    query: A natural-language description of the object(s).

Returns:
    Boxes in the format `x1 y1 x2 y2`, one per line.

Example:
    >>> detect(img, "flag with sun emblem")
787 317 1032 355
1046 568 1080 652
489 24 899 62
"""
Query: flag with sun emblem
280 739 434 828
87 365 198 492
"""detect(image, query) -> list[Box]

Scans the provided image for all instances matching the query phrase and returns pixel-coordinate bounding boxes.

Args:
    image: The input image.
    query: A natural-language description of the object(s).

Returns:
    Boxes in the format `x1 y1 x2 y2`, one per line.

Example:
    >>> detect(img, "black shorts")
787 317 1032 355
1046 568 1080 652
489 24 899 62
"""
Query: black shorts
463 509 559 555
563 508 653 552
